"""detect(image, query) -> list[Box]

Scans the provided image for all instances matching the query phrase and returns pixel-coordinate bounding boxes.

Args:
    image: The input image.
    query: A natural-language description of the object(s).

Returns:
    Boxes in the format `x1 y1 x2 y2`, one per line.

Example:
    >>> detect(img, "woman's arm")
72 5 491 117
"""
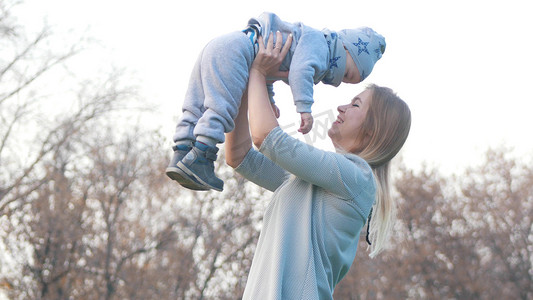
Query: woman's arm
225 90 280 167
247 32 375 202
225 85 290 192
225 92 252 168
248 31 292 148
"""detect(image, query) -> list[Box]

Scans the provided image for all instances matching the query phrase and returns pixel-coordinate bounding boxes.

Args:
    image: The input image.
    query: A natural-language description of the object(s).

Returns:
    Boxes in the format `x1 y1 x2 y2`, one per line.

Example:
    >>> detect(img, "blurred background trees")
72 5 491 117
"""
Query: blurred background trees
0 1 266 298
1 1 532 299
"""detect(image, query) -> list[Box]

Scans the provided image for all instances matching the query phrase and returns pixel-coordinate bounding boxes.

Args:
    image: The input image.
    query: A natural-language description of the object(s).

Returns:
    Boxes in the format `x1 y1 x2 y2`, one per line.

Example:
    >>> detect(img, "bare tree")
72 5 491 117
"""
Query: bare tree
1 2 268 299
459 148 533 299
108 153 268 300
6 1 530 298
0 0 93 215
2 115 269 299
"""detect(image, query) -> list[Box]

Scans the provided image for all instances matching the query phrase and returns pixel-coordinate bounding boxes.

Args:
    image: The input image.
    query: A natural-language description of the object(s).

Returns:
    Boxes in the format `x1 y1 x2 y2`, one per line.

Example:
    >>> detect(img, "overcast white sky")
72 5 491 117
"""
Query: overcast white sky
15 0 533 174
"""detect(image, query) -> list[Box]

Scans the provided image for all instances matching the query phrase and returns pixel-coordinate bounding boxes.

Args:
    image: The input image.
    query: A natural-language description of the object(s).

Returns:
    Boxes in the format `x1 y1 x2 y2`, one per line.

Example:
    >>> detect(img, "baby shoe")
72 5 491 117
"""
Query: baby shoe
176 142 224 192
165 143 210 191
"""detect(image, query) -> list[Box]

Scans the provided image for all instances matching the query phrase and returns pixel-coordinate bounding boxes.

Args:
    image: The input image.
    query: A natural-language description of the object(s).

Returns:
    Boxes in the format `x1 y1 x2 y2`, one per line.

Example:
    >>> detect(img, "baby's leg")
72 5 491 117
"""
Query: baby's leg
168 47 211 190
169 32 254 192
173 47 207 144
193 31 254 146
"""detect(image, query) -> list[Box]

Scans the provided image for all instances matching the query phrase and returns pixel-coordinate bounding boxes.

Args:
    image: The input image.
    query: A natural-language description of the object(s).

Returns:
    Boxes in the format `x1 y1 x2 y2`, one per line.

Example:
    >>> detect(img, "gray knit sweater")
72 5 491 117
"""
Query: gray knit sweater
236 126 375 299
249 12 345 113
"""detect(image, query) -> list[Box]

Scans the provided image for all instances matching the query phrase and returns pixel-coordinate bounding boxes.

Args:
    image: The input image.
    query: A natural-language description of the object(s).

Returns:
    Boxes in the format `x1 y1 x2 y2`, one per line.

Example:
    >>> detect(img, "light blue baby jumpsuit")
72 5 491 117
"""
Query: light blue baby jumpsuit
235 127 376 299
173 12 345 145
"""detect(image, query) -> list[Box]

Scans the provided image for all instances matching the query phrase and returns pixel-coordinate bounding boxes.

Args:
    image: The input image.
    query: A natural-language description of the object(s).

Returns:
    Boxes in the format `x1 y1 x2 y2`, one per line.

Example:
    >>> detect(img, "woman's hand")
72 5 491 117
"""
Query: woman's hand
251 31 292 78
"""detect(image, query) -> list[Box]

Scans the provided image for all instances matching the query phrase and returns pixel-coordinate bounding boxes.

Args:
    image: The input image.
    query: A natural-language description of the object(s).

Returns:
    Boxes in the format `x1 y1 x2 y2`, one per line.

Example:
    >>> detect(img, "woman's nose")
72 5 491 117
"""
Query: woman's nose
337 104 347 113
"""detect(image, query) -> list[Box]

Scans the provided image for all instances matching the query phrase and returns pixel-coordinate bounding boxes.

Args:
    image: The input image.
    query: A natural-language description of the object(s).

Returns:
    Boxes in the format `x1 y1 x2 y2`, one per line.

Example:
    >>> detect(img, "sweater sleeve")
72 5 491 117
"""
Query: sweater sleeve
259 127 375 202
234 146 290 192
288 27 329 113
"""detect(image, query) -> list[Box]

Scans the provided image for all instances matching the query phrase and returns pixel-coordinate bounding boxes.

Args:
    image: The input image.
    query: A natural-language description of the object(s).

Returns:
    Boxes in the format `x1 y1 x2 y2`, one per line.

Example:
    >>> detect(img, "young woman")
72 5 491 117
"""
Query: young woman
225 32 411 300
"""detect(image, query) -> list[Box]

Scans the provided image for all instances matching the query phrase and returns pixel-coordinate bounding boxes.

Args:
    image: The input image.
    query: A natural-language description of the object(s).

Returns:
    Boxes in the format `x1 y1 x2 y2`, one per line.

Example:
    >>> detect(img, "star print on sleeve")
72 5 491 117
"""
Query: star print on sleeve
353 38 370 55
329 56 341 69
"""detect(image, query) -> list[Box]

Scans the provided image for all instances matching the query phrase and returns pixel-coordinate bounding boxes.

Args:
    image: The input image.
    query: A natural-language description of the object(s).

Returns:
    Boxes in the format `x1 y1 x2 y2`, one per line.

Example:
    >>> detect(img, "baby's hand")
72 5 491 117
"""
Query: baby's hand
298 112 313 134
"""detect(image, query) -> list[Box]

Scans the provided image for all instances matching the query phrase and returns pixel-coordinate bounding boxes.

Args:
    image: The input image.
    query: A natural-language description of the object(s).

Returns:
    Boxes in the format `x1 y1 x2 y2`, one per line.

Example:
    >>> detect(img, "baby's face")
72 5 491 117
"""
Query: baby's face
342 50 361 84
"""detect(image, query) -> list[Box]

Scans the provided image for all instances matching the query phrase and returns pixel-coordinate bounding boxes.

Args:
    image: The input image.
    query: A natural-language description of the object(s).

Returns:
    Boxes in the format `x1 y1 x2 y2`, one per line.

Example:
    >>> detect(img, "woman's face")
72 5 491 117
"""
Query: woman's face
328 89 372 153
342 49 361 84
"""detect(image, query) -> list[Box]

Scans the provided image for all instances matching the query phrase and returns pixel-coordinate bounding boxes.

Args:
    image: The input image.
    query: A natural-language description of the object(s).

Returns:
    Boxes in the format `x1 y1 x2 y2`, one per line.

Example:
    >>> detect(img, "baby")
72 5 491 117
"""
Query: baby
166 12 386 191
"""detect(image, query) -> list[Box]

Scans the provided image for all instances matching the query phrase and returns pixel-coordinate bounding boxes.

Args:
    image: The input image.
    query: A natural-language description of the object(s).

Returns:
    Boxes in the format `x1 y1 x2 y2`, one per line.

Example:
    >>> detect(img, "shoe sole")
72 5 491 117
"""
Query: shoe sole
176 162 223 192
165 167 210 191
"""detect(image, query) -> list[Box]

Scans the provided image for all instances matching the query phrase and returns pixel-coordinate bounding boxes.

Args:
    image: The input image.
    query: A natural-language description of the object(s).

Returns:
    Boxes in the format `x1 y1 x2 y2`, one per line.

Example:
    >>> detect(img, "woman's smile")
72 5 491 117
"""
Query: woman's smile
328 89 372 153
334 116 344 124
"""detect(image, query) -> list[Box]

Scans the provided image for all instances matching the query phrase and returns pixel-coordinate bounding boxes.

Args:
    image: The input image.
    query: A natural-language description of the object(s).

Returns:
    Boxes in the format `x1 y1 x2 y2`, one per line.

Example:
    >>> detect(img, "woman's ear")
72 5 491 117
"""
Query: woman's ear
360 129 373 149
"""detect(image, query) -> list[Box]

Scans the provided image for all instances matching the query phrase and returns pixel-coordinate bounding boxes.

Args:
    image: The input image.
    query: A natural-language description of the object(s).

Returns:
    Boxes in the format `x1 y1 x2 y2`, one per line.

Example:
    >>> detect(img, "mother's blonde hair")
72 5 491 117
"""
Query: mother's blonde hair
357 84 411 257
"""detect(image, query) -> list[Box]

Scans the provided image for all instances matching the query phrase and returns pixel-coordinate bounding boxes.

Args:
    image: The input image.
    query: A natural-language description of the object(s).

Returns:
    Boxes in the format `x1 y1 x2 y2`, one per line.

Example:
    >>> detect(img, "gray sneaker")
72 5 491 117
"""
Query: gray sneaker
165 143 209 191
176 142 224 192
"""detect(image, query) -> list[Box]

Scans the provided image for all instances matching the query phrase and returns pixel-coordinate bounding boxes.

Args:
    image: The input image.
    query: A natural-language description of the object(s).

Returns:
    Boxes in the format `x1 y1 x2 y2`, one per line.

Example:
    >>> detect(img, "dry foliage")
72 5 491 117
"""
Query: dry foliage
1 1 532 299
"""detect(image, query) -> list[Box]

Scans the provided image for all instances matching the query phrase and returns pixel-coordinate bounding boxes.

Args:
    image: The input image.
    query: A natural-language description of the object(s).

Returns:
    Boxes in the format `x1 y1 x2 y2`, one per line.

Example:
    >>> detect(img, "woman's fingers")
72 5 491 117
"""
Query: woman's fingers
274 31 282 50
280 32 292 57
267 31 275 51
259 31 292 55
258 35 265 50
251 31 292 78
